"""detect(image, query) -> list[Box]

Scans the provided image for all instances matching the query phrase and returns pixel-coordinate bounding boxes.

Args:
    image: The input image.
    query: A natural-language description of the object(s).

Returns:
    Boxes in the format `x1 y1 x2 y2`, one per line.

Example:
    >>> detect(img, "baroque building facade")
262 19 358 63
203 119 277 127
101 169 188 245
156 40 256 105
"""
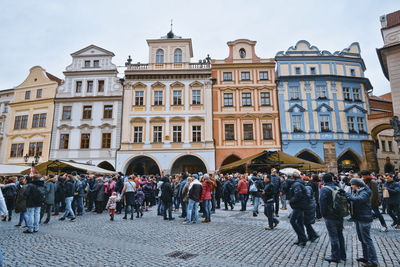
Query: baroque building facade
4 66 61 165
117 30 215 175
49 45 122 170
0 89 14 163
275 40 375 173
212 39 280 170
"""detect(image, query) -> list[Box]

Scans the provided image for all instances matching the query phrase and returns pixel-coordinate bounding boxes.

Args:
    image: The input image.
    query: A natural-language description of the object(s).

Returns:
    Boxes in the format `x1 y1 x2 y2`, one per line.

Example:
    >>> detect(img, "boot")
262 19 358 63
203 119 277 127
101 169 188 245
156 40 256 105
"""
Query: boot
44 219 50 224
130 214 134 220
123 215 127 220
8 216 11 221
2 216 6 222
110 215 114 221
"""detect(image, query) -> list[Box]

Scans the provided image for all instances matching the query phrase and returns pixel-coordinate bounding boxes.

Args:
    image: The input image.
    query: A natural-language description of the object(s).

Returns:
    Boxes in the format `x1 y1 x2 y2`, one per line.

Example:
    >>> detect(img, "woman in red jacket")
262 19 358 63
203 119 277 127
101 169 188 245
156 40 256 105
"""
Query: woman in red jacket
200 174 214 223
238 175 249 211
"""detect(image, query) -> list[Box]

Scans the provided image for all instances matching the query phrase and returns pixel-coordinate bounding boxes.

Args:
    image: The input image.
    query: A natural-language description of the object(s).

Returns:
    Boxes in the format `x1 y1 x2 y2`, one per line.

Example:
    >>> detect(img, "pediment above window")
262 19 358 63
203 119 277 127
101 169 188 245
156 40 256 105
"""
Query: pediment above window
288 104 306 113
315 103 333 112
344 104 367 114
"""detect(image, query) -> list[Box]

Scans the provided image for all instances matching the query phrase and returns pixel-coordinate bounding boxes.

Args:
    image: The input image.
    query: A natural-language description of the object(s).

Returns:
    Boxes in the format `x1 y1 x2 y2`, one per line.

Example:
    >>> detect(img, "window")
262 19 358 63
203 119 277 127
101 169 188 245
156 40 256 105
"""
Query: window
103 105 113 119
36 89 42 98
135 91 144 106
76 81 82 93
173 90 182 105
93 60 99 68
102 133 111 148
243 124 253 140
3 104 8 113
350 69 356 77
172 126 182 142
133 126 143 143
241 72 250 81
32 114 40 128
223 72 232 81
295 67 301 75
174 48 182 63
192 90 201 105
260 92 270 106
82 105 92 119
292 115 302 132
153 126 162 143
381 140 386 152
29 142 43 157
262 123 273 140
154 91 163 105
192 126 201 142
25 90 31 100
84 60 90 68
310 67 316 75
98 80 104 92
10 143 24 158
353 88 361 101
14 115 28 129
259 71 269 80
242 92 252 106
224 124 234 141
39 113 46 127
389 141 393 152
289 86 300 100
347 116 355 132
87 81 93 93
343 87 351 100
59 134 69 149
224 93 233 107
156 49 164 64
62 106 72 120
320 115 330 132
80 133 90 149
316 85 327 99
357 117 365 132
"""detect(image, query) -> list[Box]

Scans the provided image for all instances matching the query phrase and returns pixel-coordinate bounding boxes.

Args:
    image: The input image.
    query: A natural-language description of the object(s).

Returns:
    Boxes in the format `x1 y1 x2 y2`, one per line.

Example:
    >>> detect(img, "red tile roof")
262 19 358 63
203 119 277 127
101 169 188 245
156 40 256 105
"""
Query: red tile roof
380 92 392 101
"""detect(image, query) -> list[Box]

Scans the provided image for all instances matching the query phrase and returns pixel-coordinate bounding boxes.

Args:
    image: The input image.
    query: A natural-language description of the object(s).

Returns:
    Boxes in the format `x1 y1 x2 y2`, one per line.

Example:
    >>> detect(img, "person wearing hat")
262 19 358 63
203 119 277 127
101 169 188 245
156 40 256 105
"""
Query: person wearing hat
346 178 378 267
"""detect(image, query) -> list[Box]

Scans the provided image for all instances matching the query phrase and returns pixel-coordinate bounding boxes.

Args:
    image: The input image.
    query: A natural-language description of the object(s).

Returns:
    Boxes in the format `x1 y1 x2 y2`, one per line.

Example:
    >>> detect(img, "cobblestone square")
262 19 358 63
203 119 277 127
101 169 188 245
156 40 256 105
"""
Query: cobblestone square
1 203 399 266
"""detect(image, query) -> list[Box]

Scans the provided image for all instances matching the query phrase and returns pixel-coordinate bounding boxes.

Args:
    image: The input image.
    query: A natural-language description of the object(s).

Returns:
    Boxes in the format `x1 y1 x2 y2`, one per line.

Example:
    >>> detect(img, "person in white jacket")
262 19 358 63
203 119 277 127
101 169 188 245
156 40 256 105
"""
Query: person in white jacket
0 188 8 266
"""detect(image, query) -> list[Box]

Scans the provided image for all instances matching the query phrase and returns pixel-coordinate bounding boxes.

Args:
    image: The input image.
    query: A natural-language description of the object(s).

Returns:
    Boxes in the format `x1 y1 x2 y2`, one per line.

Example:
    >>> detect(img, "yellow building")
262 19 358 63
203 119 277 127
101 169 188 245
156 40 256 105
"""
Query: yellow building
4 66 61 165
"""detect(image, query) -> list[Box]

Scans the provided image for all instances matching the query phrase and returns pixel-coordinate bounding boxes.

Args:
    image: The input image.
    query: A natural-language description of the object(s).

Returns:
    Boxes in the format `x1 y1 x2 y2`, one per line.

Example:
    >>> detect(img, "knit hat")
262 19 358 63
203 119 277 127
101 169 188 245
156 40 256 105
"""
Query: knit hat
112 192 117 196
350 178 365 188
322 173 333 183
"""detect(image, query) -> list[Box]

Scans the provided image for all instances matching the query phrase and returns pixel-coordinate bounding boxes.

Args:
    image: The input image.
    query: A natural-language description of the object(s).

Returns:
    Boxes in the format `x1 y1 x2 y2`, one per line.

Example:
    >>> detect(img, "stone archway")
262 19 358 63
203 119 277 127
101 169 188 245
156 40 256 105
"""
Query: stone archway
220 154 245 173
296 149 324 164
125 156 161 176
170 155 207 175
97 161 115 171
337 149 362 173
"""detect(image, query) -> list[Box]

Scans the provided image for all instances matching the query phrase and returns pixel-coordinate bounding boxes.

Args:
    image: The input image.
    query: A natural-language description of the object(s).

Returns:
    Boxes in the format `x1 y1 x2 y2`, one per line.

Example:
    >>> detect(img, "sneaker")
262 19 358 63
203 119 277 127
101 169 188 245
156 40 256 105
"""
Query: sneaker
395 225 400 230
70 218 76 222
274 221 279 228
59 217 65 221
265 226 273 230
15 224 21 227
253 212 257 217
309 235 320 242
183 221 190 225
381 226 388 232
23 230 33 234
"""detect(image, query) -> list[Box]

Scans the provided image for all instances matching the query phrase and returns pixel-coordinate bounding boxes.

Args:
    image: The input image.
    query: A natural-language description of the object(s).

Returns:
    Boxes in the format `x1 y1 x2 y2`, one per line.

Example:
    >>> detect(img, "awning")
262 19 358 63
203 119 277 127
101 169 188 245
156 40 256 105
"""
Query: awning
0 164 30 176
21 160 116 175
219 150 327 172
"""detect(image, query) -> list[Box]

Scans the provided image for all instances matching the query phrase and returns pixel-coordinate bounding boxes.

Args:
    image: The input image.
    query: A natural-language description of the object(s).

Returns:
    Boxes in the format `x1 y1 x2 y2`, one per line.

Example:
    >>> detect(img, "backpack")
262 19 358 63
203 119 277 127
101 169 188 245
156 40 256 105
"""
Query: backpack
249 179 258 192
32 184 47 205
325 186 349 218
4 186 16 199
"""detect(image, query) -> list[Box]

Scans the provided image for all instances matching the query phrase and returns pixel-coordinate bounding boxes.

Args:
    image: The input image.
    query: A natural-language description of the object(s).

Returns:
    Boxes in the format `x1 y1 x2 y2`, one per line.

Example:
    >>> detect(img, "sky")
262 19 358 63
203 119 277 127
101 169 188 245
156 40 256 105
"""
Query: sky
0 0 398 96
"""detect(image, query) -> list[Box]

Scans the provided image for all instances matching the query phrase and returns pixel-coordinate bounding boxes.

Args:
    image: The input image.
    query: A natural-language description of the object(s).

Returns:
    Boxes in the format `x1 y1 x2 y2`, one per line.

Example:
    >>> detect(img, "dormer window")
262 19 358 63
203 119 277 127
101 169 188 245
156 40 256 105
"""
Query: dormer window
156 49 164 64
93 60 100 68
310 67 316 75
239 48 246 58
295 67 301 75
174 48 182 63
350 69 356 77
84 60 90 68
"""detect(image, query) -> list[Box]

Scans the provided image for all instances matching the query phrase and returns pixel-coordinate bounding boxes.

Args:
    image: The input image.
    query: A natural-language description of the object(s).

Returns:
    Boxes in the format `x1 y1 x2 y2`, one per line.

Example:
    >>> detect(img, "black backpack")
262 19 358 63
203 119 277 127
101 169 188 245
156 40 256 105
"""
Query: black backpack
325 186 349 218
4 186 16 200
32 184 47 205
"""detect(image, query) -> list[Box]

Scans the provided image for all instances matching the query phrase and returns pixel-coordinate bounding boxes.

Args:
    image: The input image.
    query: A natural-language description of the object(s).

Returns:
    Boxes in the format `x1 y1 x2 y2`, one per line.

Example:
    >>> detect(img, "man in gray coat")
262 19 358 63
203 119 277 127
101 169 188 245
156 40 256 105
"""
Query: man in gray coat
40 175 56 224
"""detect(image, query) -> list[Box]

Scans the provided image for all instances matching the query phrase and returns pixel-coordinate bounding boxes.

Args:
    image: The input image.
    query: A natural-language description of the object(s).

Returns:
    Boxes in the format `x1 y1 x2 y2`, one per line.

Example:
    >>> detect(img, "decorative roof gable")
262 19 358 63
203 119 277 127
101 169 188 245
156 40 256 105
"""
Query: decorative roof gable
288 104 306 113
344 104 367 114
70 45 115 57
315 103 333 112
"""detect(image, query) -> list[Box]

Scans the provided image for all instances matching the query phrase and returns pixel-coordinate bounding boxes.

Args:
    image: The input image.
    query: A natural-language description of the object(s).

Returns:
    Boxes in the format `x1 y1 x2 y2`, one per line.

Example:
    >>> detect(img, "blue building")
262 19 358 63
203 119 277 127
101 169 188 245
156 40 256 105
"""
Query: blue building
275 40 376 173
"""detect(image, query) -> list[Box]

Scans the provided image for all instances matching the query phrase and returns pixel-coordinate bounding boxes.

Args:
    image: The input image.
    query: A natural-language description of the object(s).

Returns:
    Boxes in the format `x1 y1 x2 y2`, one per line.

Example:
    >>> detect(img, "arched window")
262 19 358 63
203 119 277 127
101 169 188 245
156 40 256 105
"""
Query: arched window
156 49 164 64
174 48 182 63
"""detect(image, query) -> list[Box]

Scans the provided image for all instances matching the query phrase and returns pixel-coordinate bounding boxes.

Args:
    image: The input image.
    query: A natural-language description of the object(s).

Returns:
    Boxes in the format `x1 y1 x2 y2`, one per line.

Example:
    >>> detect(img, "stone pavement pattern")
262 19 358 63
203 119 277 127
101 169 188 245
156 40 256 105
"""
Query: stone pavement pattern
1 204 400 267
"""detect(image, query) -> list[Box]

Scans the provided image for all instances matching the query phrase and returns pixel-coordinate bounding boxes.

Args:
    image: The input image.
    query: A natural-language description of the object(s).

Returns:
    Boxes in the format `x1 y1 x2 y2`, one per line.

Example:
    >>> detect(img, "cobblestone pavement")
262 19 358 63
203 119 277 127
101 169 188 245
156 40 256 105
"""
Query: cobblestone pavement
1 202 400 267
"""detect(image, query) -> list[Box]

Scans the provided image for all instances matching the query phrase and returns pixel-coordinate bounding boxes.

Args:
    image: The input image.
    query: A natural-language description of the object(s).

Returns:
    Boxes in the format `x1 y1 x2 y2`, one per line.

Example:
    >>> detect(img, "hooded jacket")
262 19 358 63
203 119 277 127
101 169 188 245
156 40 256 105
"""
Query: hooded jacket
346 186 373 223
189 179 203 202
45 178 56 205
24 179 45 208
200 179 213 201
289 178 308 210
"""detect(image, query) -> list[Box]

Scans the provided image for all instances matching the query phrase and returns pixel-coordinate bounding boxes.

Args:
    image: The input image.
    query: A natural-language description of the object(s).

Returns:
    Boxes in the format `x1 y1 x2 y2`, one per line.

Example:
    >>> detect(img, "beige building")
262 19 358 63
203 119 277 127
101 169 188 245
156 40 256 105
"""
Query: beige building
4 66 61 165
0 89 14 163
117 30 215 175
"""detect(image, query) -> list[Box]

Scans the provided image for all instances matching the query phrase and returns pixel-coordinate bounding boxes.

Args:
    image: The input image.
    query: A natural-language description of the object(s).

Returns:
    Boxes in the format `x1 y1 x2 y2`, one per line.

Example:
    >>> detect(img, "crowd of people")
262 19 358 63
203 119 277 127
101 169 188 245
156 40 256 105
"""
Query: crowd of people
1 168 400 267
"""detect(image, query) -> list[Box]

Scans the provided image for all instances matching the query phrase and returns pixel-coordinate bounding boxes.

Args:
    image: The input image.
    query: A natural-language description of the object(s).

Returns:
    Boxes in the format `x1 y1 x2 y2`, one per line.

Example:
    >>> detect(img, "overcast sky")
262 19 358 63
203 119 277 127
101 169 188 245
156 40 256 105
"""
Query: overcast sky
0 0 398 96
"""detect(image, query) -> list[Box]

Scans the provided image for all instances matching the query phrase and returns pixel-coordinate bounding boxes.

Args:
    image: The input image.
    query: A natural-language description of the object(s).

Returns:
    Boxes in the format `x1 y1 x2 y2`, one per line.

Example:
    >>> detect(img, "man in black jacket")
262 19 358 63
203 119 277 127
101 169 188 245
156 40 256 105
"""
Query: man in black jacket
59 175 76 222
262 175 279 230
23 175 46 233
289 172 308 247
270 168 281 217
161 176 174 221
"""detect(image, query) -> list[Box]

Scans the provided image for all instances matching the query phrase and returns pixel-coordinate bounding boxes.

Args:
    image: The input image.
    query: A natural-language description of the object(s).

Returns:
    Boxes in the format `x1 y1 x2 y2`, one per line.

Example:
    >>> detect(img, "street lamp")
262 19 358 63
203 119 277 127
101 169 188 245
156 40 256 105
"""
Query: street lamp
24 153 40 166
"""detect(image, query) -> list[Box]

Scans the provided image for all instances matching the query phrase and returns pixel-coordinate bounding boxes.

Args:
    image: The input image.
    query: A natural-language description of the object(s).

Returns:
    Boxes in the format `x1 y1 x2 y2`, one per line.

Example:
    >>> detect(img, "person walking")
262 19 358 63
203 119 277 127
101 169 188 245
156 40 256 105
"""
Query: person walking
303 179 319 242
249 173 263 217
237 175 248 211
279 175 288 211
200 174 213 223
1 178 17 222
346 178 379 267
320 173 346 263
105 192 118 221
121 176 136 220
40 175 56 224
262 175 279 230
383 174 400 229
14 177 28 227
161 176 174 221
270 169 281 217
23 175 46 233
289 172 308 247
59 175 76 222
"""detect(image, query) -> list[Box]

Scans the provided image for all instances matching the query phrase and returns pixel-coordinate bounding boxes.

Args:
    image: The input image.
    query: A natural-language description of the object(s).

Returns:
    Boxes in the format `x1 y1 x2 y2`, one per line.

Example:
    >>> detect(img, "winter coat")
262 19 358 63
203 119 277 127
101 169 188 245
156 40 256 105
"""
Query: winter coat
262 182 274 203
77 179 87 197
200 180 213 201
189 180 203 202
215 179 223 198
2 183 17 201
135 190 145 206
222 180 234 201
116 177 124 193
173 182 180 198
55 179 65 202
44 179 56 205
15 184 27 213
63 180 75 198
161 179 173 203
95 181 105 202
364 179 380 208
385 181 400 205
24 180 45 208
309 181 319 204
106 195 118 210
143 181 153 199
320 182 342 220
182 183 190 203
237 179 248 195
271 174 281 194
304 184 316 225
346 186 373 223
289 179 308 210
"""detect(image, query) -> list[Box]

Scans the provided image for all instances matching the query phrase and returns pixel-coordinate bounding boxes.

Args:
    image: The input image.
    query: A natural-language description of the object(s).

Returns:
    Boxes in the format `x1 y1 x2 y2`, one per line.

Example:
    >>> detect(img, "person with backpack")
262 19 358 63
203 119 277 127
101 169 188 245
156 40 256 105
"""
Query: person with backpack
23 174 46 233
346 178 379 267
289 172 308 247
262 175 279 230
40 175 56 224
249 173 263 217
303 177 319 242
59 175 76 222
270 168 281 217
320 173 346 263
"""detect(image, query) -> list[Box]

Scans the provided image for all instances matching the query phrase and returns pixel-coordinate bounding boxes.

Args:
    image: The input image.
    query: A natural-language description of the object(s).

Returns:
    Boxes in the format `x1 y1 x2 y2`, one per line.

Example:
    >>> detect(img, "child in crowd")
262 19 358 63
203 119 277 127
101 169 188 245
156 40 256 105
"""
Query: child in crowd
106 192 118 221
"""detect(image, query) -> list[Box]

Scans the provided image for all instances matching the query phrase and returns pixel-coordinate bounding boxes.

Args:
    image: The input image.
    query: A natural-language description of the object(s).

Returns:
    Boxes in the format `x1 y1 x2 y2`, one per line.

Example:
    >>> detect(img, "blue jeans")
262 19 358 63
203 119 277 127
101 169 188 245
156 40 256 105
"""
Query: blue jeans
173 197 180 210
18 211 28 226
264 202 279 228
62 197 75 219
280 194 287 209
26 207 41 232
157 199 164 215
355 221 377 265
203 199 211 220
75 196 84 215
253 196 260 213
372 206 386 227
230 194 235 207
325 218 346 260
290 209 307 243
239 194 247 211
186 199 199 223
